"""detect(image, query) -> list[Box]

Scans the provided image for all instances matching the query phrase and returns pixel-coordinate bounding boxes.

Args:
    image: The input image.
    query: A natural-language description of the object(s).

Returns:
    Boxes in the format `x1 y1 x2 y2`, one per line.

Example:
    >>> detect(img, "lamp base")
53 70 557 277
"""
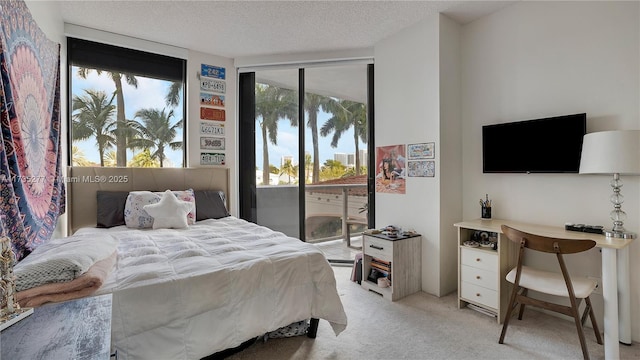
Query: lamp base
604 230 637 239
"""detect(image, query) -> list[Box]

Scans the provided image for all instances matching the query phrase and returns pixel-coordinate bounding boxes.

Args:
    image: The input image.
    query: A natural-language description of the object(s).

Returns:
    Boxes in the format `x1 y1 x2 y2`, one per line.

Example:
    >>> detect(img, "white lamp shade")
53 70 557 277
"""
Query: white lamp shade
579 130 640 175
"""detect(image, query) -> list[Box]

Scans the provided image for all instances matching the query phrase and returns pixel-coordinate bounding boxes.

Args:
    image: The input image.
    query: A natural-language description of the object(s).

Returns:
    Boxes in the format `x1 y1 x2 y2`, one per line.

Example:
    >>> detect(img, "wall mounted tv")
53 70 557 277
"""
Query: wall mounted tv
482 113 586 173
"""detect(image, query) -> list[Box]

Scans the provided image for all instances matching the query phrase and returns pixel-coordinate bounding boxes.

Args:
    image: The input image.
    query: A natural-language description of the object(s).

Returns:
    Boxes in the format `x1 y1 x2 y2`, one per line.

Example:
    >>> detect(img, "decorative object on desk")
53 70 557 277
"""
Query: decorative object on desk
579 130 640 239
402 229 417 236
463 240 480 248
480 240 494 248
564 223 604 235
480 194 492 219
0 236 33 331
382 225 401 238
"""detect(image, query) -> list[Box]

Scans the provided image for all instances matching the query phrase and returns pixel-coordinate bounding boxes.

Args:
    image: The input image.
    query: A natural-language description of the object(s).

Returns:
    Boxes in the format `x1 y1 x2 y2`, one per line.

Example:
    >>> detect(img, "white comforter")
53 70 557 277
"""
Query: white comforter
77 216 347 360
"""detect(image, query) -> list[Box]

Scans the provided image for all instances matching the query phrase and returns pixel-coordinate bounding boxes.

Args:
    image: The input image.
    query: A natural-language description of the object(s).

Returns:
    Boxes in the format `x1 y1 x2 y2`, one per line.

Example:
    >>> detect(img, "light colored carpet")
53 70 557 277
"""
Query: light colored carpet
228 267 639 360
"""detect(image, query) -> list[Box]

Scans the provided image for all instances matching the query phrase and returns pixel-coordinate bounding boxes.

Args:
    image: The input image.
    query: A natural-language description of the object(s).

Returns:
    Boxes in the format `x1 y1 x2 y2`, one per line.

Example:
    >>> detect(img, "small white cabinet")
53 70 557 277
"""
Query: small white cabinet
454 220 516 323
361 233 421 301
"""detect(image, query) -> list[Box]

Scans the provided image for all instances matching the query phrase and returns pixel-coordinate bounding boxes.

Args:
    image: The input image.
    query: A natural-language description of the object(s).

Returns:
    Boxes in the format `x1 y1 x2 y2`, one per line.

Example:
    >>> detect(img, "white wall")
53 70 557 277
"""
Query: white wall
461 1 640 341
438 15 463 296
374 16 444 295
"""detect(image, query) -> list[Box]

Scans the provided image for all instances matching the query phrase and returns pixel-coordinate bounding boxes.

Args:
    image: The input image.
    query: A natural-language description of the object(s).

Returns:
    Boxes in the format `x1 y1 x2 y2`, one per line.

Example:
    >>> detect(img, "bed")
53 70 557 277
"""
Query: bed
20 167 348 360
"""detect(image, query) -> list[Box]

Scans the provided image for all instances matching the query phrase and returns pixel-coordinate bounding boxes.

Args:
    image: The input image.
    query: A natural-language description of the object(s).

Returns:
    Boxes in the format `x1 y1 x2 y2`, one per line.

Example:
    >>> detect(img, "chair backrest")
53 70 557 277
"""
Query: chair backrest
501 225 596 254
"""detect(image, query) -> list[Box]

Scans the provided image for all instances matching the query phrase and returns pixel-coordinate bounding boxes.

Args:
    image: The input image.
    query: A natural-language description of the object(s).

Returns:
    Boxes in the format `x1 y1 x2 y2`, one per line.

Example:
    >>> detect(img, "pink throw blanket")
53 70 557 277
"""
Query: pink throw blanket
16 252 116 307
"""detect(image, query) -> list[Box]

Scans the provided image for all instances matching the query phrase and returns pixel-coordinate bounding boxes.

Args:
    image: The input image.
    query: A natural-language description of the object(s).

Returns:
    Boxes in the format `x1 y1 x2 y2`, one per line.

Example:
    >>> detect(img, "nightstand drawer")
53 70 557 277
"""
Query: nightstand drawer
363 236 392 260
461 248 497 272
461 281 498 309
461 264 497 291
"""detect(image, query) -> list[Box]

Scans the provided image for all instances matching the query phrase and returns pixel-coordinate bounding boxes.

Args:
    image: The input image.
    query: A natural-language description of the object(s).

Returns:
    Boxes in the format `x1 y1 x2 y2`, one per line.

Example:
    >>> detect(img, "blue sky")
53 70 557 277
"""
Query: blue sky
70 67 184 167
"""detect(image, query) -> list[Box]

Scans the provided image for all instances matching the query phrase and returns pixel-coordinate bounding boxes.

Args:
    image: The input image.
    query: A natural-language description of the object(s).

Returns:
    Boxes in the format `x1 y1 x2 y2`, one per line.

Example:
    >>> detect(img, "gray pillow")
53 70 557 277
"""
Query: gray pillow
194 190 229 220
96 191 130 228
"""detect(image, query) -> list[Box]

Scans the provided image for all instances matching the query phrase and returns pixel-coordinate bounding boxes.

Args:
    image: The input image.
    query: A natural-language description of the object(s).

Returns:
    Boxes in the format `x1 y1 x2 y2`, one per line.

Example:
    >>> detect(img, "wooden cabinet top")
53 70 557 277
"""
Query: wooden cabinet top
364 232 421 242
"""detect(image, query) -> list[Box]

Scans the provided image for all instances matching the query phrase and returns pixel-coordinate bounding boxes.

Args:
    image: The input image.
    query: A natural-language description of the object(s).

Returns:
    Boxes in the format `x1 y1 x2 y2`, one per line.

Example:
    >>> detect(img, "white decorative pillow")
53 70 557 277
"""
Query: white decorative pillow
124 189 196 228
143 190 194 229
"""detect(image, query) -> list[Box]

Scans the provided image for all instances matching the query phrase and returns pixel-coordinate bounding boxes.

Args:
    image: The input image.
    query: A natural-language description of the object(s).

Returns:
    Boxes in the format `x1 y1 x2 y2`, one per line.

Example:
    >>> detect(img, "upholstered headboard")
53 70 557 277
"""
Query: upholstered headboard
67 167 229 234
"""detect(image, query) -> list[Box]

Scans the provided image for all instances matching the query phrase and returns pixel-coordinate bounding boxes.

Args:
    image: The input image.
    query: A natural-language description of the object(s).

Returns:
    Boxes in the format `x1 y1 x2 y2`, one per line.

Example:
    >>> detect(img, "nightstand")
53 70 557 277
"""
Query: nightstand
1 294 112 359
361 233 421 301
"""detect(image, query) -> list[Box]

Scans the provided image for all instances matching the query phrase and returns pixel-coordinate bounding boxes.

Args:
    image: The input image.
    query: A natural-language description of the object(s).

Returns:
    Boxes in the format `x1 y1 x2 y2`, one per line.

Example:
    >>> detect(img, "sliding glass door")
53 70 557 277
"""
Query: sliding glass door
239 63 373 262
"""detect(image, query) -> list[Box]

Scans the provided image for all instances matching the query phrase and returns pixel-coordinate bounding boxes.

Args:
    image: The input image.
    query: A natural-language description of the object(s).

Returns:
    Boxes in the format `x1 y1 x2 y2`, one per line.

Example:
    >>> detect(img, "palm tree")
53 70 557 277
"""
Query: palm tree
128 148 160 167
280 159 298 184
320 100 367 175
304 93 334 183
255 83 297 185
304 153 312 183
71 89 116 167
320 159 346 181
104 150 117 167
77 68 138 166
165 81 183 107
130 108 183 167
71 146 95 166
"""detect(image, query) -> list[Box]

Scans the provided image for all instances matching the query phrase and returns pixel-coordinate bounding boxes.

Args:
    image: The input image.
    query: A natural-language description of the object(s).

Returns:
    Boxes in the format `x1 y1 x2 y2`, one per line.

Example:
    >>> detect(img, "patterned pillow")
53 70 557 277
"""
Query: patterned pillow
124 189 196 228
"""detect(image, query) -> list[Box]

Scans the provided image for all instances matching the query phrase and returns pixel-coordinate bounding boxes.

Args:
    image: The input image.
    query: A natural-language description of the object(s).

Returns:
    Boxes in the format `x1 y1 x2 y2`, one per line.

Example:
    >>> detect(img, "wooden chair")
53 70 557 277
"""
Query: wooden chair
498 225 603 360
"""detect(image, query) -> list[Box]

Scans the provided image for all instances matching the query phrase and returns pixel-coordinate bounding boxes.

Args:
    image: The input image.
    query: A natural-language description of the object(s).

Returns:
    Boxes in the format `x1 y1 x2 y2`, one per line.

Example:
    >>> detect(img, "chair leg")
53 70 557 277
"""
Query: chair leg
585 297 603 345
499 286 520 344
569 297 590 360
518 288 528 320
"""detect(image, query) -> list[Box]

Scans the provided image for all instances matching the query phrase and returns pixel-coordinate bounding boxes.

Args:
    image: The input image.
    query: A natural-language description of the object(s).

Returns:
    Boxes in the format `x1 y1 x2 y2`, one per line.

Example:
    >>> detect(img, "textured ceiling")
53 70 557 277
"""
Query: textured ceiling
59 1 516 59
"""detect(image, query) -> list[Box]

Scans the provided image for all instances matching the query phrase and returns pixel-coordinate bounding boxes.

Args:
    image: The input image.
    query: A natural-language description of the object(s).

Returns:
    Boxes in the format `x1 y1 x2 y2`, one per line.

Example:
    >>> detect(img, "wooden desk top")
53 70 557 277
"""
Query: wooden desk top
454 219 634 250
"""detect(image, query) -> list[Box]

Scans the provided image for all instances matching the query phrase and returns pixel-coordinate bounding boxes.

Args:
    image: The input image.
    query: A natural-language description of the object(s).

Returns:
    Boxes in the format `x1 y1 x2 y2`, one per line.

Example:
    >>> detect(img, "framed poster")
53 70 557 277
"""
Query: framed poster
200 137 225 150
407 160 435 177
200 121 224 136
407 142 435 159
200 152 225 166
375 144 406 194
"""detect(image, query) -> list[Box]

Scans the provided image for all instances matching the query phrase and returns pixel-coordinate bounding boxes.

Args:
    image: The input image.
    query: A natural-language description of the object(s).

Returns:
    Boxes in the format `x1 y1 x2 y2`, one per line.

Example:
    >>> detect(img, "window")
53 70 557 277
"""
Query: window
68 38 186 167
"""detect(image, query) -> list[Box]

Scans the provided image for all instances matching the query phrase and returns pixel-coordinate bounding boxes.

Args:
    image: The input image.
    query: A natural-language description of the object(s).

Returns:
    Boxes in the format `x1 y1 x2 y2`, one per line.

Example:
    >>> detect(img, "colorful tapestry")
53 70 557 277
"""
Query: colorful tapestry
0 0 65 260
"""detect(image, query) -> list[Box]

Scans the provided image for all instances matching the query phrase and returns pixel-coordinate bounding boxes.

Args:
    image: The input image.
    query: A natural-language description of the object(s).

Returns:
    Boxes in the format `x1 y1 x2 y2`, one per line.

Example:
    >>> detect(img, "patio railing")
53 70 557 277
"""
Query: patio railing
256 183 368 246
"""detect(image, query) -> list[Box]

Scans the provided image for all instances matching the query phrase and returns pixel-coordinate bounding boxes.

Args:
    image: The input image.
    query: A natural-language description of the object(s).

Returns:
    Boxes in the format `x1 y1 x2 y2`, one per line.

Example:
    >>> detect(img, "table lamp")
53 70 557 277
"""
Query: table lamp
579 130 640 239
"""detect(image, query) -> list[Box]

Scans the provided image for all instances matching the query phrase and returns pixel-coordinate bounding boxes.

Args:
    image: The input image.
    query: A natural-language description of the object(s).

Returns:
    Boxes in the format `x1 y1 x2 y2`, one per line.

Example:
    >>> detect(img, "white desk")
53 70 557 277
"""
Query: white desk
454 219 634 360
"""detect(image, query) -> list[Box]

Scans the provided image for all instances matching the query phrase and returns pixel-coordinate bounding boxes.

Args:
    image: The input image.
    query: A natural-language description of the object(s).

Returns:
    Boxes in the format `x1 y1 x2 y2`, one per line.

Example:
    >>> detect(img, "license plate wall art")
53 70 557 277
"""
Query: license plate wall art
198 63 227 166
200 152 226 166
200 137 225 150
199 122 225 136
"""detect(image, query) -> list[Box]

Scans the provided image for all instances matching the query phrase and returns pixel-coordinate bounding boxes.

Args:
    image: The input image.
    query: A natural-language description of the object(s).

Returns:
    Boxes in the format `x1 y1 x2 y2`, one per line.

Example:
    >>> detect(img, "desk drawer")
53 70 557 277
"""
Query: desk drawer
461 281 498 309
461 248 497 272
364 236 392 260
461 264 497 291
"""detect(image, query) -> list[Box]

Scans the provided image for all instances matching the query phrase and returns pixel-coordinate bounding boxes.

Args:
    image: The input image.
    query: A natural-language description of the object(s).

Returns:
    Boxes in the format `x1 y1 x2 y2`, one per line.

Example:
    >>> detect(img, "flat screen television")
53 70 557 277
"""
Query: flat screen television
482 113 586 173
